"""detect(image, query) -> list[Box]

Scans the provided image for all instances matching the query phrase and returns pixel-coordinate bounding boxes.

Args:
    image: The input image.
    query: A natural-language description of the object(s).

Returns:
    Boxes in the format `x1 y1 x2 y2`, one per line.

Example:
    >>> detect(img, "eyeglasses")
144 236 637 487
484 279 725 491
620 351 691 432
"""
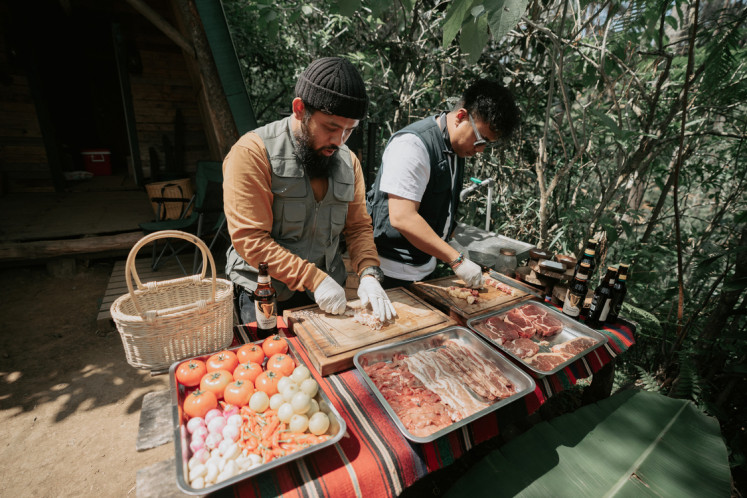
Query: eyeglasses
468 113 500 148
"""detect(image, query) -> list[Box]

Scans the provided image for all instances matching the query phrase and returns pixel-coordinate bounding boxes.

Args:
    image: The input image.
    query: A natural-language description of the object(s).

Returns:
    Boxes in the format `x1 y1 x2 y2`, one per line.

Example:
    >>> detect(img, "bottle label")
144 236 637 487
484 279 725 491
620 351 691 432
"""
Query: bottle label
258 275 271 284
599 300 611 322
255 300 277 330
562 289 581 317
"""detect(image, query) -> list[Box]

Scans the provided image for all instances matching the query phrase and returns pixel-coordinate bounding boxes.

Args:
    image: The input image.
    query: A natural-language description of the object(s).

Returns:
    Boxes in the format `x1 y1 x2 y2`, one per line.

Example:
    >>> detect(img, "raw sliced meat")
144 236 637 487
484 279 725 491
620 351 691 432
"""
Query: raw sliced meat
485 277 518 295
551 336 597 355
525 352 574 371
448 286 479 304
502 337 540 358
481 316 520 345
345 305 393 330
505 308 536 338
442 341 516 399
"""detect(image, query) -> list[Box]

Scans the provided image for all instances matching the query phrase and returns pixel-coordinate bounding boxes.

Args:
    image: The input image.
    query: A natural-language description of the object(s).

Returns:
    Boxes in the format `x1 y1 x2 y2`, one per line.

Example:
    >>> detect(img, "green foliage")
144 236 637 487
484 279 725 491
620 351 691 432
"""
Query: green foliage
636 366 662 392
222 1 747 488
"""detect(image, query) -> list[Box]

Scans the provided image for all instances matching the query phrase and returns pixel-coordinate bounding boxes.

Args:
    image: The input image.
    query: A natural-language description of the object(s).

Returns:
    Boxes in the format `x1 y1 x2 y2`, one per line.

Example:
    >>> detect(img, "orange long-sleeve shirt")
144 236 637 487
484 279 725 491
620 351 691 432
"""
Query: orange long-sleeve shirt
223 131 379 293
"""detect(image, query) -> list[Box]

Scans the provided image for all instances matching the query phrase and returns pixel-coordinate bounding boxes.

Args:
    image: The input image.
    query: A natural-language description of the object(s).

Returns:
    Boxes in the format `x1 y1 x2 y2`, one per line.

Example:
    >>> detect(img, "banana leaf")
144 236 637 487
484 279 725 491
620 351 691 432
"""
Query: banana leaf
445 390 731 497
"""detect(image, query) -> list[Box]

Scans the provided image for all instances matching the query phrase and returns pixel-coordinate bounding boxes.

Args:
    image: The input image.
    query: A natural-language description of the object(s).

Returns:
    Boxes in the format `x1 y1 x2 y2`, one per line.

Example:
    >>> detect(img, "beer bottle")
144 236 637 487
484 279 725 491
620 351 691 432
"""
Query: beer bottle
574 239 598 279
586 266 618 329
251 262 277 338
562 262 591 319
606 264 629 324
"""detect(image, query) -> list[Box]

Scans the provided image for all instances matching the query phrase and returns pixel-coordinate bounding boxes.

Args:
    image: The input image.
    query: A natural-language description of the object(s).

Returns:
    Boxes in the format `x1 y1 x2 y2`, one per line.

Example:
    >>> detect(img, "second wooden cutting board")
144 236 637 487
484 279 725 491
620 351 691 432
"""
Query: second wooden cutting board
284 287 454 375
410 273 533 325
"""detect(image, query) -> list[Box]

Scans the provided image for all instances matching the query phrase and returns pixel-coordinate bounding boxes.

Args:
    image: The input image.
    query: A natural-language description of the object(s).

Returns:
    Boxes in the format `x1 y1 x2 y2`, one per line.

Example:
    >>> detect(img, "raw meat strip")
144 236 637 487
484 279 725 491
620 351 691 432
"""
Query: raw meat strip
502 337 540 358
551 336 597 355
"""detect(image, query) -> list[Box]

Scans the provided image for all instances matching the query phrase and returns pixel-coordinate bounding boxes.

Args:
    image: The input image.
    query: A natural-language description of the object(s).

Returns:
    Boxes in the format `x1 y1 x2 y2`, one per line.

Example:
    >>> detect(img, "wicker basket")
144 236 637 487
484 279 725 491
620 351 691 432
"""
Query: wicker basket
111 230 234 370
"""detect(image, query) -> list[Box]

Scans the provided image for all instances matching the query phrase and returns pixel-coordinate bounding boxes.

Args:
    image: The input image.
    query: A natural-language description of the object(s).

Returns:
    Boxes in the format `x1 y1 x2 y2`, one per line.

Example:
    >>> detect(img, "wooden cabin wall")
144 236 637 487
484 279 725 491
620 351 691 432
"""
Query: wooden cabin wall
0 1 48 192
0 0 214 193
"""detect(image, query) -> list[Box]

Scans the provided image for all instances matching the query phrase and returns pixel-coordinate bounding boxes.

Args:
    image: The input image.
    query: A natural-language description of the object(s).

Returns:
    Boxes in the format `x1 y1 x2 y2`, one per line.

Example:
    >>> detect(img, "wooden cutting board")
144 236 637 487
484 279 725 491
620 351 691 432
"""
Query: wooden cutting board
284 287 454 376
410 273 533 325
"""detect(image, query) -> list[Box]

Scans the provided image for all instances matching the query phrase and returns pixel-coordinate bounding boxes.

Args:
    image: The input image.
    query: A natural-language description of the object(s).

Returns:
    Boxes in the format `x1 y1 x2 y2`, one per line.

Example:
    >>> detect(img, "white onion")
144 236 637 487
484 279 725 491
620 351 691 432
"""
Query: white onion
249 391 270 413
269 393 285 411
306 399 320 417
289 414 309 433
277 376 295 394
204 432 223 450
277 402 294 423
222 423 240 442
290 392 311 414
308 412 330 435
187 417 206 434
300 378 318 397
207 415 227 434
281 383 300 402
191 476 205 489
291 365 311 383
204 408 223 424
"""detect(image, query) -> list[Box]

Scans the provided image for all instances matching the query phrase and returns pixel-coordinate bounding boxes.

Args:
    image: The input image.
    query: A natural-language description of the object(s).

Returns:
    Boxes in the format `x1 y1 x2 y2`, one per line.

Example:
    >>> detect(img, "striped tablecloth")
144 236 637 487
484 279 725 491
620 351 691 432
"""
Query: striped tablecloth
227 313 636 498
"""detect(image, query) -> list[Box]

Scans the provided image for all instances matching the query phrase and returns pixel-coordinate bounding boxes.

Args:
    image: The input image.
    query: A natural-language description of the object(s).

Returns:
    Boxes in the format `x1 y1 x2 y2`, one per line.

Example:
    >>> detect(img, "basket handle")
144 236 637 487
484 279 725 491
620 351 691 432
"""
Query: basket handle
125 230 217 319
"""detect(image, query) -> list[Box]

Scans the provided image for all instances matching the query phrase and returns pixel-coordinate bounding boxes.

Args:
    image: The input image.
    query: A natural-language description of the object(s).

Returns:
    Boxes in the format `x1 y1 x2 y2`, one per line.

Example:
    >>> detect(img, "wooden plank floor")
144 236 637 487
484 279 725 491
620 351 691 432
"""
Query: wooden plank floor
98 254 227 329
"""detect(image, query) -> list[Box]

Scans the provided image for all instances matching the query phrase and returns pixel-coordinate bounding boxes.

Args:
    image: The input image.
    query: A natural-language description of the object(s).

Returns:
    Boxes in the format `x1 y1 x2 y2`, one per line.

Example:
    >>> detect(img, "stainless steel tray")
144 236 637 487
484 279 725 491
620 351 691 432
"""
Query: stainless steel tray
467 301 608 378
353 326 536 444
170 340 346 495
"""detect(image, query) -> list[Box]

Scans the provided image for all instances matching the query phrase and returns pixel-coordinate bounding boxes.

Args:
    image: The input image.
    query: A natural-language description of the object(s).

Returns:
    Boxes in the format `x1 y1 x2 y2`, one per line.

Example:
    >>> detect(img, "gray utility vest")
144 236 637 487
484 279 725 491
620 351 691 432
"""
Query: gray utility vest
366 115 465 266
225 117 354 301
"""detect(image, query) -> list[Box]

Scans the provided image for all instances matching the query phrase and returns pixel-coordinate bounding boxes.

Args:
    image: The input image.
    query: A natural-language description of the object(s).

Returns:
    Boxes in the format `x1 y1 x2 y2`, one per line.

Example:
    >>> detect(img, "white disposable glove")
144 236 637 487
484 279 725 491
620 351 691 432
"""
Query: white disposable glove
453 258 484 288
357 276 398 322
314 276 347 315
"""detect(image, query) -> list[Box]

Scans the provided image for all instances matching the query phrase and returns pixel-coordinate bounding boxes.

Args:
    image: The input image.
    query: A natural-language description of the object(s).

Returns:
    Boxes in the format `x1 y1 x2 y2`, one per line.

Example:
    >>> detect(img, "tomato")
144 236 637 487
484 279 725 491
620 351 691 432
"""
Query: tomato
183 389 218 419
254 370 281 396
233 362 263 383
266 353 295 377
223 380 254 407
175 359 206 387
200 369 233 399
206 350 239 373
236 344 265 365
262 335 289 357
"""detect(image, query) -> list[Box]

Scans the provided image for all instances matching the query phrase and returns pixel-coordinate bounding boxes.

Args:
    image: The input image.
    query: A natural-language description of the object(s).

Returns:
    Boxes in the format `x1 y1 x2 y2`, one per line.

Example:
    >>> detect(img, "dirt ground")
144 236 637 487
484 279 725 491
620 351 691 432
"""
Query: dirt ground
0 260 174 497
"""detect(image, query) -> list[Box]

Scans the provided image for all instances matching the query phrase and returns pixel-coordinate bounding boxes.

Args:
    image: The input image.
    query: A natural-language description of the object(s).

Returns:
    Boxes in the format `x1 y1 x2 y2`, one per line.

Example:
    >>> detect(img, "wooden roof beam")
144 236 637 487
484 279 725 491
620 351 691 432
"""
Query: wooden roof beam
124 0 196 58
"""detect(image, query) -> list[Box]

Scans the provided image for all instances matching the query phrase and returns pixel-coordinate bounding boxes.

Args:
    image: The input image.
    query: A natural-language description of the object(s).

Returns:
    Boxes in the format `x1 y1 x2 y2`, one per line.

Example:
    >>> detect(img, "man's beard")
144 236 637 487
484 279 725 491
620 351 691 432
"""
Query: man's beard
293 120 338 179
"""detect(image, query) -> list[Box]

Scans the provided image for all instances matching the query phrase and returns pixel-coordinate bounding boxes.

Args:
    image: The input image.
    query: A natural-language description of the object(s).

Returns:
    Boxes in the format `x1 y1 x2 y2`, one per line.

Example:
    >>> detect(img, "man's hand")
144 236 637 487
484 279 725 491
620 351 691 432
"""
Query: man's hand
357 276 397 322
454 258 484 288
314 276 347 315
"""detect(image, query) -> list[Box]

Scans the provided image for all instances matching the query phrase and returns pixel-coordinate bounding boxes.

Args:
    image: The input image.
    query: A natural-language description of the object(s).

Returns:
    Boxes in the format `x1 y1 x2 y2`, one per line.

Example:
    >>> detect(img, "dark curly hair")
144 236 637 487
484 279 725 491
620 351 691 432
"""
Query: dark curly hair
458 79 520 139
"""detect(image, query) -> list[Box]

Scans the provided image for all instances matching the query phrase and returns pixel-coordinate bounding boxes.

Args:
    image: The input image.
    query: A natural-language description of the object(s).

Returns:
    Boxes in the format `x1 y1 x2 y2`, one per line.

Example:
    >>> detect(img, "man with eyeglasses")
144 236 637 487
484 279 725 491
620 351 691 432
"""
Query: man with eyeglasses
367 79 520 288
224 57 396 325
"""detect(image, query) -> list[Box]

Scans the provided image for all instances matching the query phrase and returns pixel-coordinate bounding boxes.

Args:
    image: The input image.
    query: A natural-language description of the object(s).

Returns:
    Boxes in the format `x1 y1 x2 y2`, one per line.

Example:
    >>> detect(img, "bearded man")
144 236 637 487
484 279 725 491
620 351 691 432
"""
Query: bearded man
224 57 396 324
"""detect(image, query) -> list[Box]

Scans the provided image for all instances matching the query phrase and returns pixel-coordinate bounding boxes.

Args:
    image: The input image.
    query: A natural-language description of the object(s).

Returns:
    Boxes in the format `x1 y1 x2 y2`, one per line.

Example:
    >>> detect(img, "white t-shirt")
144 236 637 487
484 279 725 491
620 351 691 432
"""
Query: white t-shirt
378 124 457 281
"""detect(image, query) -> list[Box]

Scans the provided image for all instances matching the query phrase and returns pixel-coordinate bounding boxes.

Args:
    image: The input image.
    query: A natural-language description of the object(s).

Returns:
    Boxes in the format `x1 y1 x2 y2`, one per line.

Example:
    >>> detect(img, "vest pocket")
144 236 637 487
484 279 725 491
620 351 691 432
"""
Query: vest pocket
277 201 305 242
431 160 451 193
332 178 354 202
329 208 347 246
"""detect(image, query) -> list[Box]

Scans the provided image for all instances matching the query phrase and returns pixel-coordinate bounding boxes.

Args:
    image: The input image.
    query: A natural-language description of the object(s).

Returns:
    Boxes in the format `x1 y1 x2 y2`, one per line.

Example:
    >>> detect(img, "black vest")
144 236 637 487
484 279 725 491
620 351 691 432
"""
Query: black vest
366 115 464 266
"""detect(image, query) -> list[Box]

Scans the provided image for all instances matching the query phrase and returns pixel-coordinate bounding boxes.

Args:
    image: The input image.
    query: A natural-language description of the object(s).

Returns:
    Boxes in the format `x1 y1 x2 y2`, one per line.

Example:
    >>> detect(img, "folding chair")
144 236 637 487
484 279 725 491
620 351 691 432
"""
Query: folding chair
190 161 230 273
139 161 228 275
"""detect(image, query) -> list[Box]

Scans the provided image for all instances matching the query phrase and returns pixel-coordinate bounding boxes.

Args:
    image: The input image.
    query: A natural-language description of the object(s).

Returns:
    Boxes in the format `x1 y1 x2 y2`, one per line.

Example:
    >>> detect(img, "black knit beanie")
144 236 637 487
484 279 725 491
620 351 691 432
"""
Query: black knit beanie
295 57 368 120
